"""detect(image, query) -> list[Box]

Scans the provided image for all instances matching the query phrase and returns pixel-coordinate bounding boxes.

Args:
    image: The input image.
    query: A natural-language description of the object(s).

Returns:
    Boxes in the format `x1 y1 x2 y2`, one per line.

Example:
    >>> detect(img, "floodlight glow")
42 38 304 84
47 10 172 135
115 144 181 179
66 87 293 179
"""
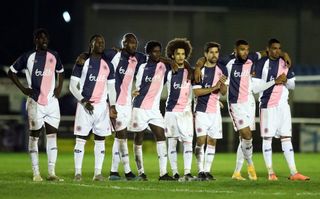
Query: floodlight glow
63 11 71 23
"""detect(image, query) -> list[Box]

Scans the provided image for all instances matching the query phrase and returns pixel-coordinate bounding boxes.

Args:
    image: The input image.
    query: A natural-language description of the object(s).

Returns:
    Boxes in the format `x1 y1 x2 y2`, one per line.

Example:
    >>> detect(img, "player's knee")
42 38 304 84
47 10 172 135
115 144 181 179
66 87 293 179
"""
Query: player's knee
116 129 127 139
94 134 105 141
207 137 216 146
155 133 166 141
240 128 252 140
196 136 206 146
30 128 43 137
134 132 144 145
76 135 89 140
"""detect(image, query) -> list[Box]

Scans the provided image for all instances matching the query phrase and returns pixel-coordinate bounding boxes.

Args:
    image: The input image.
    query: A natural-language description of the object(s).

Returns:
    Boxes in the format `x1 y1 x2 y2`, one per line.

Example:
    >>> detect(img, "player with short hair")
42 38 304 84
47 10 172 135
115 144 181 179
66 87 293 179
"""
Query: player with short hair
8 28 64 182
252 38 310 181
129 40 174 181
70 34 117 181
193 42 227 181
164 38 195 181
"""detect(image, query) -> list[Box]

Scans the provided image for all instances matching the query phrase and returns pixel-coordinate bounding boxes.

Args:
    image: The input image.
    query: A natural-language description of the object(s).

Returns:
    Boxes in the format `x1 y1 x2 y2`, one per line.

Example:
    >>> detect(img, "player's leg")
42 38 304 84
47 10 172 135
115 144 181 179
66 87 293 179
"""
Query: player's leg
281 136 309 181
195 135 206 180
44 123 61 181
29 128 43 181
204 137 216 180
232 137 246 180
43 97 61 181
93 134 105 181
133 130 147 180
73 104 92 181
27 98 45 181
74 134 89 181
110 105 134 179
167 137 179 179
149 123 174 181
262 137 277 180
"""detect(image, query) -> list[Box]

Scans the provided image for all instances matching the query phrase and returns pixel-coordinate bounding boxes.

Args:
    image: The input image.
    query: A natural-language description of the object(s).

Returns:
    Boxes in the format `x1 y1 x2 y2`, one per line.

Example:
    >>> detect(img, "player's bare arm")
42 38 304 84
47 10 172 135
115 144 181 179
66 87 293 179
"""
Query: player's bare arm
8 70 34 97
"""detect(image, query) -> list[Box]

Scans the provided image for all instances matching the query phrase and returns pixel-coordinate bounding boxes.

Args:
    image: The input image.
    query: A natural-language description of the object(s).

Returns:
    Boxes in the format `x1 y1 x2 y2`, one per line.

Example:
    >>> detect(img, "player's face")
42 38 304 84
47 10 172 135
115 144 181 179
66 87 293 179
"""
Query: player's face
92 36 105 54
35 33 49 51
149 46 161 62
205 47 219 64
268 43 281 59
172 48 186 66
235 44 249 61
124 36 138 55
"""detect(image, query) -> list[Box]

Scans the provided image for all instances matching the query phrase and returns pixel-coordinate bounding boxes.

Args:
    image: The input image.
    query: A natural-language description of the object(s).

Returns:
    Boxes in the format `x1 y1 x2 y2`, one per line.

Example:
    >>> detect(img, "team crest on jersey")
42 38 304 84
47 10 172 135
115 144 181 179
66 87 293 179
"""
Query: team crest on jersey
264 128 268 133
49 58 54 63
197 128 202 133
31 121 35 127
103 65 107 70
76 126 81 131
238 120 243 125
133 123 138 128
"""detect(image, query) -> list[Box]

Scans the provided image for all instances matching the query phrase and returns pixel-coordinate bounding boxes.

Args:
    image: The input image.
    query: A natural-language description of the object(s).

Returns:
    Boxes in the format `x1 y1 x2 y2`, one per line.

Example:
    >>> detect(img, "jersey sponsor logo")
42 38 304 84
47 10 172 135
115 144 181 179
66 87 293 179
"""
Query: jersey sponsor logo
173 81 189 89
233 69 250 78
35 68 52 76
89 74 107 82
144 74 162 83
119 66 135 76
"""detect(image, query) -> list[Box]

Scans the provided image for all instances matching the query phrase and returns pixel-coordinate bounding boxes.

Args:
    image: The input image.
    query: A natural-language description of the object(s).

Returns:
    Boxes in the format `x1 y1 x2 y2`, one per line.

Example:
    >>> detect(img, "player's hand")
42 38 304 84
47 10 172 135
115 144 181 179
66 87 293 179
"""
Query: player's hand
132 90 140 97
109 105 117 119
53 87 62 98
283 52 292 68
194 57 206 83
275 73 287 85
219 101 224 109
22 87 34 97
76 52 89 66
81 99 94 115
219 75 227 84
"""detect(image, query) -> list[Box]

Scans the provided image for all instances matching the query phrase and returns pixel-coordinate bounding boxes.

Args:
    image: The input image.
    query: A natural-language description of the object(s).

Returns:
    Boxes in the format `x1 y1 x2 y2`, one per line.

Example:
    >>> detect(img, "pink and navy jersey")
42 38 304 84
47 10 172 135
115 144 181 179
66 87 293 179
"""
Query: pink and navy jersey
10 49 64 105
133 59 170 110
104 49 146 106
71 55 115 104
254 57 295 108
222 52 261 104
166 68 192 112
193 65 228 113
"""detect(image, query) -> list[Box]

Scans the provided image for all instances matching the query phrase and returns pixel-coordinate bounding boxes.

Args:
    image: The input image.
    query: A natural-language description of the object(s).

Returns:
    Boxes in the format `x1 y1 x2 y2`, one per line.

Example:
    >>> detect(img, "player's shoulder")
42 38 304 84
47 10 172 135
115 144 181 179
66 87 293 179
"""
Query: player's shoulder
255 56 268 65
135 51 147 60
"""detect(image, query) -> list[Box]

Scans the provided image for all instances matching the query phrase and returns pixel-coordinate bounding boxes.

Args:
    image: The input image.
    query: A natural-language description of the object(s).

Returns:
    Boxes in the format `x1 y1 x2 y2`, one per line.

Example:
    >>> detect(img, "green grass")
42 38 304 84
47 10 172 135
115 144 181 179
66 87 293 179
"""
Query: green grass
0 140 319 199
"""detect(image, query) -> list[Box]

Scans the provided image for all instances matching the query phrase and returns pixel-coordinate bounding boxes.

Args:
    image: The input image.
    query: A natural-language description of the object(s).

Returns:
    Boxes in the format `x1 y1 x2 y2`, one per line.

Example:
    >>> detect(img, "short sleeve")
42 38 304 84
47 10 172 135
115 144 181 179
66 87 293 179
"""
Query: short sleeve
10 53 28 73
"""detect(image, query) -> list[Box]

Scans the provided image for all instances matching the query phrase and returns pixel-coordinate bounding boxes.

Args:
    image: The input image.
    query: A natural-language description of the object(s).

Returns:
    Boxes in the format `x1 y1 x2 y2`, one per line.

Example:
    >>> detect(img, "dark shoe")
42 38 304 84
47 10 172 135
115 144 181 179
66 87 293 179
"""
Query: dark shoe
197 172 207 181
109 172 121 181
205 172 216 180
159 173 175 181
173 173 180 181
125 172 138 181
138 173 148 181
180 173 195 182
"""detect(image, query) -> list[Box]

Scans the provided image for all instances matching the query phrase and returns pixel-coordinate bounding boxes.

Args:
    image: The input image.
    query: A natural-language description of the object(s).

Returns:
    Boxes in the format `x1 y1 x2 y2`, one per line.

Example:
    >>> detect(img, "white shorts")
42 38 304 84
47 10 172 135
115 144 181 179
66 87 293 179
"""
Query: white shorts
26 97 60 131
260 103 292 138
164 111 193 142
228 95 256 131
114 104 132 131
74 102 112 137
195 111 223 139
128 108 164 132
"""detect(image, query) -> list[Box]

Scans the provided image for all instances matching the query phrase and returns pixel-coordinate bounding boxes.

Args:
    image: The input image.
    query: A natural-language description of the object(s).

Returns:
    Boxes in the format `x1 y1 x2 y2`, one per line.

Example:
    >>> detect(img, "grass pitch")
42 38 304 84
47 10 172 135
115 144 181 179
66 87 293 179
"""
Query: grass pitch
0 139 318 199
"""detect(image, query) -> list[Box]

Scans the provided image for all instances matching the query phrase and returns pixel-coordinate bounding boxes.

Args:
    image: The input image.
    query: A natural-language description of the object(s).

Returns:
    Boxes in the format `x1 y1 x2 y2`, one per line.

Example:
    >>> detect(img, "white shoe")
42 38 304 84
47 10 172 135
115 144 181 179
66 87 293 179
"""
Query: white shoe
33 175 43 182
